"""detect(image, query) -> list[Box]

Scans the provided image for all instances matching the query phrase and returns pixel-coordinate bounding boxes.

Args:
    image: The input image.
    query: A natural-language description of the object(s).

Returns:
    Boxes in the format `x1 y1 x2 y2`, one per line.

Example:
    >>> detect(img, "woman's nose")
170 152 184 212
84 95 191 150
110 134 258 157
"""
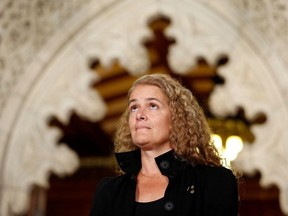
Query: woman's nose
136 110 147 121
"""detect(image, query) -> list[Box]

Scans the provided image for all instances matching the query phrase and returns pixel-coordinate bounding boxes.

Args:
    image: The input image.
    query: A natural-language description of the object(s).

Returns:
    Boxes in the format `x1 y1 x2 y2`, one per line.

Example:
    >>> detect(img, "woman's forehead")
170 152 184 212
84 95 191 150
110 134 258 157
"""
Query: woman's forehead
129 84 167 99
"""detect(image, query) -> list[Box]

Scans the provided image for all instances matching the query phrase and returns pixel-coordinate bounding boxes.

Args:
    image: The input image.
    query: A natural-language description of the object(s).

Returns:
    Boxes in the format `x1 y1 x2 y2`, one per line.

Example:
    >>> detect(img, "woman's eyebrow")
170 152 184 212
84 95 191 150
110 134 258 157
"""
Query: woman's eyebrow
128 97 163 105
146 97 163 104
128 98 137 105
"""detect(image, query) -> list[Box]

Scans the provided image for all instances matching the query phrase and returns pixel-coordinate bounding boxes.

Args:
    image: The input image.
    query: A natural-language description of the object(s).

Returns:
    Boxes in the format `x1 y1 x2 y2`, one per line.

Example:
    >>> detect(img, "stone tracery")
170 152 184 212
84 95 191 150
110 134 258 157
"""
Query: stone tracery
0 0 288 214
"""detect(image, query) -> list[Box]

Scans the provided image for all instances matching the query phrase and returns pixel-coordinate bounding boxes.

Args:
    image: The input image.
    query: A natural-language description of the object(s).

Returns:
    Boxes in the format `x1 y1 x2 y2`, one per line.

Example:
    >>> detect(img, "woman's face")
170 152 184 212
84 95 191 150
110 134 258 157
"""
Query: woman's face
128 84 172 152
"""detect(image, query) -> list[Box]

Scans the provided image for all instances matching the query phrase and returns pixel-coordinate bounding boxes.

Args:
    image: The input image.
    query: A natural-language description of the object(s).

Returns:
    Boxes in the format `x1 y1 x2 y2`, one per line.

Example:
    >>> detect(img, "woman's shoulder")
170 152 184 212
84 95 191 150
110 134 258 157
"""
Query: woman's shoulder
90 174 131 215
97 174 128 187
193 164 237 187
193 165 239 213
96 174 132 192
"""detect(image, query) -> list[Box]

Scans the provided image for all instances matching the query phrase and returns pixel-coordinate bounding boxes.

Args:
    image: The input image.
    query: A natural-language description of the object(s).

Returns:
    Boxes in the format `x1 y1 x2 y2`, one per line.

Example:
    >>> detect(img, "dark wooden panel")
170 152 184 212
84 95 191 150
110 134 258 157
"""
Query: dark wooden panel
238 173 284 216
46 167 116 216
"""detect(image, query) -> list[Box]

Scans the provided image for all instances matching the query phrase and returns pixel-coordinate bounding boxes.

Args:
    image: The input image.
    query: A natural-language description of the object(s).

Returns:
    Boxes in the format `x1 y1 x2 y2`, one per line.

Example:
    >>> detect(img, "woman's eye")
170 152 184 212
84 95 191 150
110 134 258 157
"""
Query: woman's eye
130 105 138 112
150 103 158 110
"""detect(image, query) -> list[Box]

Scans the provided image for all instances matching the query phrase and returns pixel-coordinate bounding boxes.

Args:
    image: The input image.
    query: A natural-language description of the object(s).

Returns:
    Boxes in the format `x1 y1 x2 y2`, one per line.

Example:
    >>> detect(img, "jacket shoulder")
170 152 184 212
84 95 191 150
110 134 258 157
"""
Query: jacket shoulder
194 165 239 215
193 165 238 202
90 175 128 216
195 165 236 183
95 174 129 193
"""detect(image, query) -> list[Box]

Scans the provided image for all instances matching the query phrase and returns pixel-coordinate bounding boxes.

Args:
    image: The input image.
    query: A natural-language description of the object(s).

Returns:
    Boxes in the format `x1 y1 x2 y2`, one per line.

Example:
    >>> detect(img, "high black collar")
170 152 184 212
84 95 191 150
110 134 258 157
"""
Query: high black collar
115 149 187 178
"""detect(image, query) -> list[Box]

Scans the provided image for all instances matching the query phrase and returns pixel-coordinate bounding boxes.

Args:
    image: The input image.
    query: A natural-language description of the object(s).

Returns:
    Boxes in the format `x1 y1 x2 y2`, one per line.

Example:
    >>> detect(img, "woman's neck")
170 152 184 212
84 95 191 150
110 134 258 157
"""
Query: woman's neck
139 148 171 176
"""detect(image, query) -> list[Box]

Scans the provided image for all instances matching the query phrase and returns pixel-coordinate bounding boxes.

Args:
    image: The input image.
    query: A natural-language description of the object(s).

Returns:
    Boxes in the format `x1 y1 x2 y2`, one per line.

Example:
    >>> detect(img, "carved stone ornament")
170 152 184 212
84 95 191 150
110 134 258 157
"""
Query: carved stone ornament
0 0 288 215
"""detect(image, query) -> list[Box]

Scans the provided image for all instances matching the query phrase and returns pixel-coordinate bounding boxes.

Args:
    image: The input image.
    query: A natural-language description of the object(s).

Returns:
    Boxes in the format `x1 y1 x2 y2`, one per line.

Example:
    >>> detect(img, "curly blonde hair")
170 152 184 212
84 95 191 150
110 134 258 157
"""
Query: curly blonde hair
114 73 221 167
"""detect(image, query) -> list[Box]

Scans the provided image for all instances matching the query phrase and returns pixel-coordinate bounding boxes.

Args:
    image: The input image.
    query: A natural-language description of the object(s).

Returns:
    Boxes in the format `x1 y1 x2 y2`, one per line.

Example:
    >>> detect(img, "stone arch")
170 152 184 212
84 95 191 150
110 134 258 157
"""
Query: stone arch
0 0 288 214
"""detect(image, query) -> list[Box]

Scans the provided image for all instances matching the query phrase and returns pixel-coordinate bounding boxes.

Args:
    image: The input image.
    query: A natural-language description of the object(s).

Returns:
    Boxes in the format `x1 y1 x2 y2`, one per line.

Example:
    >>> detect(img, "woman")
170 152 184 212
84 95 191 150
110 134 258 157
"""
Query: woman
90 73 238 216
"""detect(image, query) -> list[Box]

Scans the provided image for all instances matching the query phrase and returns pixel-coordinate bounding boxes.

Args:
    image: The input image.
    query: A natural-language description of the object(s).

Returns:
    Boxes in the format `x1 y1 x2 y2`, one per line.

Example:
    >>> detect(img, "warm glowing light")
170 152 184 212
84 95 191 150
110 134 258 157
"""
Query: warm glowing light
225 135 243 161
211 134 243 168
212 134 223 156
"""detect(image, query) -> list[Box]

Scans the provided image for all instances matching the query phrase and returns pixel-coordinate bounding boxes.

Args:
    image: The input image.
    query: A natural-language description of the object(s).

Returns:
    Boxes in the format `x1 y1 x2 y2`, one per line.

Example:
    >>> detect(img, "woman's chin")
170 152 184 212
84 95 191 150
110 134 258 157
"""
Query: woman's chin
134 142 153 150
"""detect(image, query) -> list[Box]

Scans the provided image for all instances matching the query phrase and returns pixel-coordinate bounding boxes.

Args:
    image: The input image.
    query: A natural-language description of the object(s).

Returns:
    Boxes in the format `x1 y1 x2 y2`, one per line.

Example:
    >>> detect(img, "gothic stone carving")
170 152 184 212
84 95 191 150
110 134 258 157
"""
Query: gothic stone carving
0 0 288 215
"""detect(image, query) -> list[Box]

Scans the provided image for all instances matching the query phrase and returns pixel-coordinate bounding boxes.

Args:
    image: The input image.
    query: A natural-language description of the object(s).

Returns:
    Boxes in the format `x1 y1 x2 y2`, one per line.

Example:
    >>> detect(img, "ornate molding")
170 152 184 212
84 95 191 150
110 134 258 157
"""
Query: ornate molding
0 0 113 214
0 0 94 117
0 0 288 215
208 1 288 214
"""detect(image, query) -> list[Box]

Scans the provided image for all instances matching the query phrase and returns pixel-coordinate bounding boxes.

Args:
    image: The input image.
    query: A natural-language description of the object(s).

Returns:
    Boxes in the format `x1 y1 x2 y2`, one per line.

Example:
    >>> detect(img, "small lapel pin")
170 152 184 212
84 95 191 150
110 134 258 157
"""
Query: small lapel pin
186 185 195 194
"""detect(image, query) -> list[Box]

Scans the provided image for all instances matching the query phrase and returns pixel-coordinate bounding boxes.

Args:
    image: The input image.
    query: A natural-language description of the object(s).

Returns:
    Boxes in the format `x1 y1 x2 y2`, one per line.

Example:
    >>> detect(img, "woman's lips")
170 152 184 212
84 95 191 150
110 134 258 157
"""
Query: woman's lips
136 125 150 130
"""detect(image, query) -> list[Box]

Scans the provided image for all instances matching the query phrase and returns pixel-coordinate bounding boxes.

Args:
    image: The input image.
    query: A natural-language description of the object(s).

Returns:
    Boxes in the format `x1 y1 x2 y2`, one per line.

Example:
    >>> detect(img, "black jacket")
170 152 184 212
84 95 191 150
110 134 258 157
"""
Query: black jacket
90 150 238 216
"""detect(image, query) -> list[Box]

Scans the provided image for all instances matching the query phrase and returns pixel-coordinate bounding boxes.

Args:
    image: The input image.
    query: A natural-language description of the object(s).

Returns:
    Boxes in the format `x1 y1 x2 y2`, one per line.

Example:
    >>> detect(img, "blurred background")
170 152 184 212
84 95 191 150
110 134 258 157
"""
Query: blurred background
0 0 288 215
